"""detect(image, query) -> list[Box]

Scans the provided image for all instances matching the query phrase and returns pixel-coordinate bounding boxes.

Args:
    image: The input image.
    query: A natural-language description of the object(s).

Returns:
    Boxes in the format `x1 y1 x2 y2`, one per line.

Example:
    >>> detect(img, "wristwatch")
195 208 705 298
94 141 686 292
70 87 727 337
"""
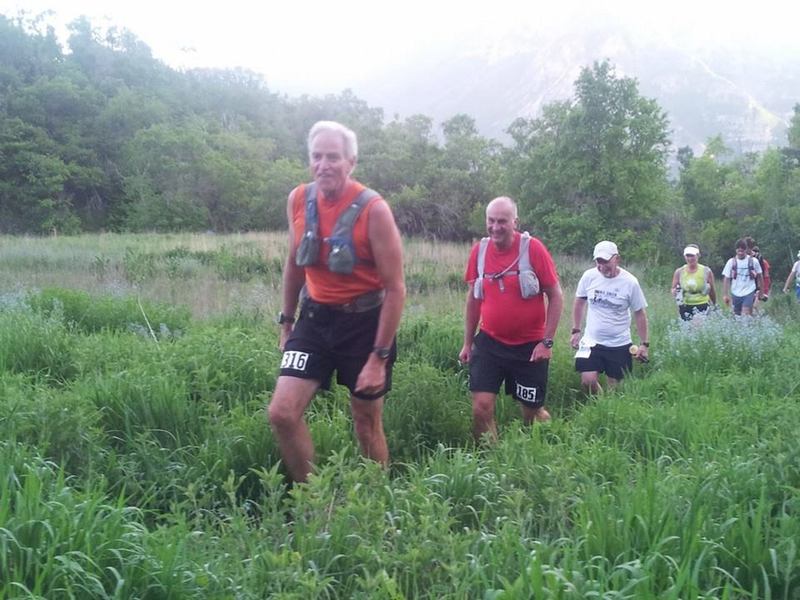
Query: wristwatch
373 346 391 360
542 338 554 349
276 312 295 325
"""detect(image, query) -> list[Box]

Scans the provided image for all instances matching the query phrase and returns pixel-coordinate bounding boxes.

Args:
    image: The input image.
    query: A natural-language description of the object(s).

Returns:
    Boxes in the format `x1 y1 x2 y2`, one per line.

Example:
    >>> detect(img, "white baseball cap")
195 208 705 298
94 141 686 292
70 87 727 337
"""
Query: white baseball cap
593 240 619 261
683 246 700 256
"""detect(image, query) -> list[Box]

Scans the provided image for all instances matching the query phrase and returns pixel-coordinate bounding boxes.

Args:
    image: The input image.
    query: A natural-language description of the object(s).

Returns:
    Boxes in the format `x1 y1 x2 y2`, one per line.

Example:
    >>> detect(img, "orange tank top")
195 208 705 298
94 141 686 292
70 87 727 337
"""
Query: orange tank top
291 180 384 304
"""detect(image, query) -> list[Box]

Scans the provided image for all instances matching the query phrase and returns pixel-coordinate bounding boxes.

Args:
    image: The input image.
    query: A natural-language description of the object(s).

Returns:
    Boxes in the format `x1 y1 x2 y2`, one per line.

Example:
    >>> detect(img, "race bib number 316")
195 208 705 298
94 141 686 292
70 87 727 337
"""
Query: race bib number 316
281 351 309 371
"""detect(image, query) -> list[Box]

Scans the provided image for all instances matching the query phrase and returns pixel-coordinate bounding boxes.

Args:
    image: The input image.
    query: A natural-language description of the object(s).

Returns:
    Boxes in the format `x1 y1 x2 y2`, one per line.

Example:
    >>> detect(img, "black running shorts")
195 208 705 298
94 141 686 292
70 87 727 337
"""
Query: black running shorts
575 343 632 380
468 331 548 408
280 299 396 400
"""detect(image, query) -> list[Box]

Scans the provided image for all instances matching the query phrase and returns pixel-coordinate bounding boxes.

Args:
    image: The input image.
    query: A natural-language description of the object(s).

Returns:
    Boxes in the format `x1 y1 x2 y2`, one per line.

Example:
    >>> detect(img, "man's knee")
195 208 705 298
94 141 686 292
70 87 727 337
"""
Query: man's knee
267 396 299 431
268 378 316 430
472 393 496 420
351 397 384 432
580 372 599 387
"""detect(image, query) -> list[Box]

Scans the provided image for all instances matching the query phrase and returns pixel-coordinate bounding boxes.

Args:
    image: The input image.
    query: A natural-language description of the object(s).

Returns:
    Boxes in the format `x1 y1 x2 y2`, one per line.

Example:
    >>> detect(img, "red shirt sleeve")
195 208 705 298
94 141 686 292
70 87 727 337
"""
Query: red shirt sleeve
464 242 480 283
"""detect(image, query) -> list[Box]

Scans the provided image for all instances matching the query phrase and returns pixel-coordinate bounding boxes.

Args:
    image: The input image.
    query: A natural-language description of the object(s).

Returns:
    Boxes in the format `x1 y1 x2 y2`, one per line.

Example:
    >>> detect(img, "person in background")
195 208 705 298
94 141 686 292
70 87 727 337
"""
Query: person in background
722 238 763 316
670 244 716 320
570 240 649 395
459 196 563 442
751 246 771 301
782 250 800 302
268 121 405 483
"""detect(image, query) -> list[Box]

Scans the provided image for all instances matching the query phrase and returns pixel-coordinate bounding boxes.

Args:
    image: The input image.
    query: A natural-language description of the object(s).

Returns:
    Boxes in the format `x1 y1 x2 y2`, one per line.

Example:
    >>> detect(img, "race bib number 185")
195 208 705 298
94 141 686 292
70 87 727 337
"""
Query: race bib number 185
515 383 538 403
281 351 309 371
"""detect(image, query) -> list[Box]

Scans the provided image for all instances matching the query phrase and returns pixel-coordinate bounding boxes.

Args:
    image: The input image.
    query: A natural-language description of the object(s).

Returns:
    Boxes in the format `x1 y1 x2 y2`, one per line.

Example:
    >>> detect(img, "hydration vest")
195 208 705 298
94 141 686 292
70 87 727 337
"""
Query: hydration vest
295 182 379 275
473 232 540 300
730 256 757 281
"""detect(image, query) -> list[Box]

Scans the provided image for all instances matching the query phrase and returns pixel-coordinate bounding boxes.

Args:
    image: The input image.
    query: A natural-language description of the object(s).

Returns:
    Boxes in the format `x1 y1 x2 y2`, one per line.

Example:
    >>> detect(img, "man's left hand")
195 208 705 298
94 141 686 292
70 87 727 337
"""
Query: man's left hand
531 343 552 362
354 355 387 396
636 345 649 363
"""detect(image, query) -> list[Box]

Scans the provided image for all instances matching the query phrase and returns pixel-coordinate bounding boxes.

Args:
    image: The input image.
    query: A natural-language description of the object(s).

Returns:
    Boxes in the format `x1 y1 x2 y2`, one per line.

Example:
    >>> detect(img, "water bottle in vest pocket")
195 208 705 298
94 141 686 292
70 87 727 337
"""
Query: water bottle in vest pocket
518 268 540 297
326 236 357 274
516 232 540 298
296 230 320 267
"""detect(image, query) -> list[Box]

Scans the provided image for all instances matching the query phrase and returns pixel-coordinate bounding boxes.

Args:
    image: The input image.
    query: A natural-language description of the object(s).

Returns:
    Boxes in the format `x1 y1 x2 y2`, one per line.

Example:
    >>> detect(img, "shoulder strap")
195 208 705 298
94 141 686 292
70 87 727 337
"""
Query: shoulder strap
473 237 490 299
329 187 379 240
518 232 532 272
303 183 318 237
476 237 490 279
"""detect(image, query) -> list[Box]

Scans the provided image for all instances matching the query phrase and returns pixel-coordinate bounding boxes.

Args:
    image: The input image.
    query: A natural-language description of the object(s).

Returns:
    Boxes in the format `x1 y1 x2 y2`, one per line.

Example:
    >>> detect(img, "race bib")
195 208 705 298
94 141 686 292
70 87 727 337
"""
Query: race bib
515 383 538 403
574 337 594 359
281 351 309 372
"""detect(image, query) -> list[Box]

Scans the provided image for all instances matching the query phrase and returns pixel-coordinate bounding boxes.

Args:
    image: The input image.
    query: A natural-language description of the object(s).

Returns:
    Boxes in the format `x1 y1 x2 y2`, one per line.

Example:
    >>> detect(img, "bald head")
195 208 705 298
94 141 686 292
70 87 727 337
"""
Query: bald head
485 196 518 250
486 196 518 219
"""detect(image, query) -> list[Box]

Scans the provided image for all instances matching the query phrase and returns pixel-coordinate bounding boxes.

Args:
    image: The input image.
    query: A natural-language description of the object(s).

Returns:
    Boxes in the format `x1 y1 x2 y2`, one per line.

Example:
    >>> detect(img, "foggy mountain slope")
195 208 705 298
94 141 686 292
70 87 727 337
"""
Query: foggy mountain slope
351 19 800 153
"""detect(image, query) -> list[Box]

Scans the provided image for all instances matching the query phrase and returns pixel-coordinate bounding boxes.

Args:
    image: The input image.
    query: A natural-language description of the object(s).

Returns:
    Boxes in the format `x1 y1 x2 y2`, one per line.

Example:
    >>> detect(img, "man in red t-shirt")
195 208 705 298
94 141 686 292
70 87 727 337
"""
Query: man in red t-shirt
459 197 563 441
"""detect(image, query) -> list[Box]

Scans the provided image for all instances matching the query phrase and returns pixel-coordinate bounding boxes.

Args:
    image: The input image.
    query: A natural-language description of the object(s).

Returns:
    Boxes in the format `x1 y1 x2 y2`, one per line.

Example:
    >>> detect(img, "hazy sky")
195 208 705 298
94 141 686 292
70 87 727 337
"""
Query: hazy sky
2 0 799 94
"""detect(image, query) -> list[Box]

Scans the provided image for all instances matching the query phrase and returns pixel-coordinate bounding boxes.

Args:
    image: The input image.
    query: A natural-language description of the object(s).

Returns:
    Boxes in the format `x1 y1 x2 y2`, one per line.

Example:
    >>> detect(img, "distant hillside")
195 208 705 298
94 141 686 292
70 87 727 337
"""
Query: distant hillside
351 16 800 153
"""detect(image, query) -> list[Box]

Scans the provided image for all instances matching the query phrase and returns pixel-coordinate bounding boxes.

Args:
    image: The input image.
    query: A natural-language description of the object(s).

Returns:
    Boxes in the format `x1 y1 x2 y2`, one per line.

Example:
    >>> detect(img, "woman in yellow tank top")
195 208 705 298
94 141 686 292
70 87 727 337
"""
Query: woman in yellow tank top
670 244 717 321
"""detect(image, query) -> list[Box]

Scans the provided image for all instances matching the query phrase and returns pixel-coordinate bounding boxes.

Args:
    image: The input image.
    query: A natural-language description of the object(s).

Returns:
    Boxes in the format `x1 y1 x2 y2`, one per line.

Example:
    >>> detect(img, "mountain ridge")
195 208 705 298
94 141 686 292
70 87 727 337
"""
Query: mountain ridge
347 19 799 153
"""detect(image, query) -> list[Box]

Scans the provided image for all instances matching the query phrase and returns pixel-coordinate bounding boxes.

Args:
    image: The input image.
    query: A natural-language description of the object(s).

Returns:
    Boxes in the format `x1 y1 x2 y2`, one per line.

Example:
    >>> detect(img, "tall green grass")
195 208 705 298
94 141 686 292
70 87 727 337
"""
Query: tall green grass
2 233 800 598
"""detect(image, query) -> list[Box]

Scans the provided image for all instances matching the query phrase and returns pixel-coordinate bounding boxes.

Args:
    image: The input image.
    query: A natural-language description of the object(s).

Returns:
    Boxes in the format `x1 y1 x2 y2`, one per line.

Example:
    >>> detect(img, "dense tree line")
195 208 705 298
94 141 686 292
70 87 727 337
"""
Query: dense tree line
1 14 799 270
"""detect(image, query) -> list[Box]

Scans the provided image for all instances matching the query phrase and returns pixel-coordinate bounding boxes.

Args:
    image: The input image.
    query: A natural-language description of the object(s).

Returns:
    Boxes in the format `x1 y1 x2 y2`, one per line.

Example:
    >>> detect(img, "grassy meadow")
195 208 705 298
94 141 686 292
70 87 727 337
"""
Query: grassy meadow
2 232 800 599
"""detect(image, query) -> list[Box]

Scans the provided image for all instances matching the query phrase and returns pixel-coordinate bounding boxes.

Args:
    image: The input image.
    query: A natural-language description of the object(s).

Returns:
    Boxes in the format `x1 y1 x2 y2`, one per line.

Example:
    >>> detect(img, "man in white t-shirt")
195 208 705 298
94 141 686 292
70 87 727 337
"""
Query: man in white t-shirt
781 250 800 302
721 238 764 316
570 241 649 394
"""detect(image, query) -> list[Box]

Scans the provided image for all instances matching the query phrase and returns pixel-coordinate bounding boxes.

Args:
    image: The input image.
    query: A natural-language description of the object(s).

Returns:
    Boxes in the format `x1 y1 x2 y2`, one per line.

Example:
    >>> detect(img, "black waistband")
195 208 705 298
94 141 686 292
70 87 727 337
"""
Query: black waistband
304 289 384 313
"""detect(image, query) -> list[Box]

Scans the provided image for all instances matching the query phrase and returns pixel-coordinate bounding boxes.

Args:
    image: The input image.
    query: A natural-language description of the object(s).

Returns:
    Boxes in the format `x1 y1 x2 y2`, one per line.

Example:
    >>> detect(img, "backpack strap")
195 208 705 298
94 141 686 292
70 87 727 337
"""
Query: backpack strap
473 237 490 299
303 182 319 240
327 187 379 242
731 257 749 279
518 232 532 273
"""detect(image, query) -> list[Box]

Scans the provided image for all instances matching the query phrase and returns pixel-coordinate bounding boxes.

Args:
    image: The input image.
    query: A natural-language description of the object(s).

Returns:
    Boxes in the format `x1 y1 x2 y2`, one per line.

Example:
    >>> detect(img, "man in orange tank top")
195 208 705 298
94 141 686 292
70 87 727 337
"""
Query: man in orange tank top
268 121 406 483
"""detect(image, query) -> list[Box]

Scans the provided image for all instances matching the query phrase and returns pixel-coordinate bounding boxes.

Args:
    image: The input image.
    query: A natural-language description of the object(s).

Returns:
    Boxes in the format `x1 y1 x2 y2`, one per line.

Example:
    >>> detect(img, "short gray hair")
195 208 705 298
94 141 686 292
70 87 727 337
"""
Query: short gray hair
307 121 358 161
486 196 518 219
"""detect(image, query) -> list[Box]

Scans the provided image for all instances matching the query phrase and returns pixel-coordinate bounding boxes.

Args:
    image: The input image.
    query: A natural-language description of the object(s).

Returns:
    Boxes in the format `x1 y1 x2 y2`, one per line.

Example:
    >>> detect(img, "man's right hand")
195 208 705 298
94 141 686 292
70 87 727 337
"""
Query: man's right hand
723 294 731 306
569 332 581 349
458 344 471 365
279 324 293 352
